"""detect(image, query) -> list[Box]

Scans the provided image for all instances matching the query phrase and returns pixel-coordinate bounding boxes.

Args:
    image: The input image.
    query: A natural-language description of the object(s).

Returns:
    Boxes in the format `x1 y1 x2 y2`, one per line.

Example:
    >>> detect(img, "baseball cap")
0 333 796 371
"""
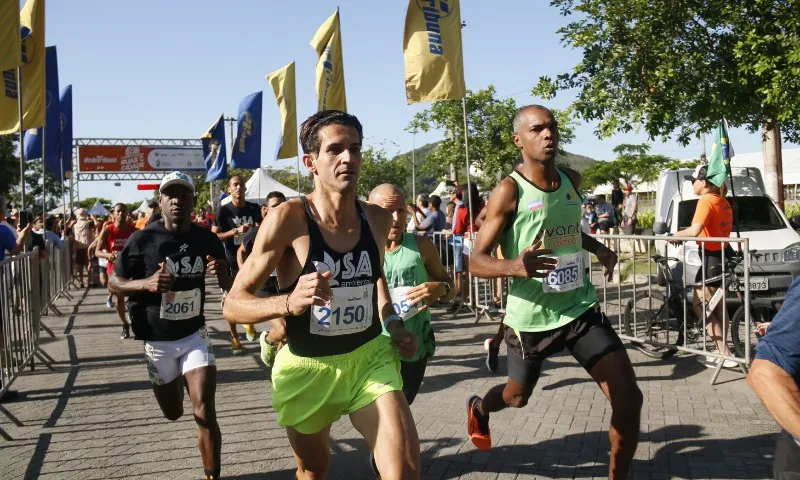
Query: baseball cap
159 171 195 193
684 165 709 183
75 208 87 218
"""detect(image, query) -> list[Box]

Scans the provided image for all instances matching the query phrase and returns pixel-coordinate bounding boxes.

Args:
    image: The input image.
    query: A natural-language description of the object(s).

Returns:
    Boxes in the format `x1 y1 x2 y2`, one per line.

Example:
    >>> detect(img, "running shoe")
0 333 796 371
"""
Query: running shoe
466 395 491 451
484 338 499 373
120 325 130 340
245 324 257 342
231 336 243 356
368 451 379 476
259 331 279 367
106 296 114 309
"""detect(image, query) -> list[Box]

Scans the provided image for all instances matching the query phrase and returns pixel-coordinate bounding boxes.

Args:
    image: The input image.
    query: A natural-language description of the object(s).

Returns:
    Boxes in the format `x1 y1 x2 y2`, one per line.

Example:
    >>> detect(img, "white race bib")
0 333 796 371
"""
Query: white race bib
160 288 202 321
542 252 584 293
310 284 373 336
389 286 421 321
97 257 108 268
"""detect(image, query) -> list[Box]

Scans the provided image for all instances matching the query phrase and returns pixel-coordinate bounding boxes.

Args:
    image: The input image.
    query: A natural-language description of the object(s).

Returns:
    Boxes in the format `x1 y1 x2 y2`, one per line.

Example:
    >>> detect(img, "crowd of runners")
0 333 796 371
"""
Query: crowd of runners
77 106 642 480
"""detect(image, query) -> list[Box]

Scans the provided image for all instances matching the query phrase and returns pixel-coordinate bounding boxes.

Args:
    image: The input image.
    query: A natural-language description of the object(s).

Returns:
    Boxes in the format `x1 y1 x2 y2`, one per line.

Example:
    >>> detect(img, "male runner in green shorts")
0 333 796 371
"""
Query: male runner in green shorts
466 105 643 480
369 183 456 403
223 110 421 479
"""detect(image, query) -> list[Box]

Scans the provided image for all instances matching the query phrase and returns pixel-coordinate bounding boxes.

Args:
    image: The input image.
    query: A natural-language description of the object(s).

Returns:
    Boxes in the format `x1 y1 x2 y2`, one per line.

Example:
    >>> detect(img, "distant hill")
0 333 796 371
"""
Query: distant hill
558 151 597 172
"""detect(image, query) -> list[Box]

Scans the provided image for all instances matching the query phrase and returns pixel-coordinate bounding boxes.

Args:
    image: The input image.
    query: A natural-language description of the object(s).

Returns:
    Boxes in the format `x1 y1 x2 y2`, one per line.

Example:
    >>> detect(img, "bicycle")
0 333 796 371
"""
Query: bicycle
622 249 771 360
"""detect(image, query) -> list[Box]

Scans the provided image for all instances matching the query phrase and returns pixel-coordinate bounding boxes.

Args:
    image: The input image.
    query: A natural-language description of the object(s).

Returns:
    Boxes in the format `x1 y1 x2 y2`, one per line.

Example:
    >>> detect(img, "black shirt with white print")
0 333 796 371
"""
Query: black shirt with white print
114 221 225 341
214 201 261 257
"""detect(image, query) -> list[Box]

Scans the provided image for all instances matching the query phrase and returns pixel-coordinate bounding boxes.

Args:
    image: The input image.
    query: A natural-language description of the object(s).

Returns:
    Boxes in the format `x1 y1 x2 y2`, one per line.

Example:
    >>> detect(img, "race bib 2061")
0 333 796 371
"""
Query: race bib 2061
160 288 201 321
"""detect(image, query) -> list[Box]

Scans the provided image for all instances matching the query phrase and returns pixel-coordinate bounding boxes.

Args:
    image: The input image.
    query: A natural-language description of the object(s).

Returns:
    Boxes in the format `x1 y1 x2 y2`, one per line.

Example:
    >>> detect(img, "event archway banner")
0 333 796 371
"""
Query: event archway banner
78 145 205 172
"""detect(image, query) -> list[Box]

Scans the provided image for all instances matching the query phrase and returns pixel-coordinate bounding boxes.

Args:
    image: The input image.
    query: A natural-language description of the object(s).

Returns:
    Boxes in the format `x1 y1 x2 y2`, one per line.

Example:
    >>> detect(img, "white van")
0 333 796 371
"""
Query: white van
652 167 800 309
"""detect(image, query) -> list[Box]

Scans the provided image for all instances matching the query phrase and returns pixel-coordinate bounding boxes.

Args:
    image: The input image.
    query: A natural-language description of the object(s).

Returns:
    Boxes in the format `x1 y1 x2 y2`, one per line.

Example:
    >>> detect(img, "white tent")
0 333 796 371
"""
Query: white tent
47 205 71 216
88 201 109 216
429 181 450 198
221 168 301 206
132 199 150 214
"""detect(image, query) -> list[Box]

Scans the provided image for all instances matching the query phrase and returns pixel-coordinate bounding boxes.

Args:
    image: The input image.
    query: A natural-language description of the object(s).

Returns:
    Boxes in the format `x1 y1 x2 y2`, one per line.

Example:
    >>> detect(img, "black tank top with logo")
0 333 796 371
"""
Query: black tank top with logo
280 197 382 357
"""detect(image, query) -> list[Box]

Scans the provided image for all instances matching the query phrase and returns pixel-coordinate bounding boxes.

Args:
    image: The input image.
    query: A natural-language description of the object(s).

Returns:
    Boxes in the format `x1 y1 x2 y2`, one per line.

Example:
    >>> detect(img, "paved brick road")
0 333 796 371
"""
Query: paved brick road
0 286 780 479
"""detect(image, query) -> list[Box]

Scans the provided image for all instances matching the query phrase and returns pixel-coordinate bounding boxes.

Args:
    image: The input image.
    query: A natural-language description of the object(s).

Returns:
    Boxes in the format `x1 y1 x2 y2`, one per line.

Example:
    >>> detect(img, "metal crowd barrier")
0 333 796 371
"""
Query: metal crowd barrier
0 248 49 401
431 229 759 386
590 233 753 385
41 236 75 318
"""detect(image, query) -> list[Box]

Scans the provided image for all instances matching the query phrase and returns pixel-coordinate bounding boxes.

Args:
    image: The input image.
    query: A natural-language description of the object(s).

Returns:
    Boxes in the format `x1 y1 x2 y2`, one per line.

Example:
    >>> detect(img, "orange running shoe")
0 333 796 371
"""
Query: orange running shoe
466 395 491 450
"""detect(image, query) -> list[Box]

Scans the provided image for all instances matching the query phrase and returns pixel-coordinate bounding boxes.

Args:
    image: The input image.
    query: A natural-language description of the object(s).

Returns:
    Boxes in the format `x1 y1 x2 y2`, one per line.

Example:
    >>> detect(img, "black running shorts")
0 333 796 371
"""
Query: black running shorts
505 307 626 386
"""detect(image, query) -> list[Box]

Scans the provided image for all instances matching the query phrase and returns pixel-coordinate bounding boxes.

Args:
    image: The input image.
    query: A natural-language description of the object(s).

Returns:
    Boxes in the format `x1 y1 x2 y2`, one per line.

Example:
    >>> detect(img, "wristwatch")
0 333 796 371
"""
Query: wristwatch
441 281 451 296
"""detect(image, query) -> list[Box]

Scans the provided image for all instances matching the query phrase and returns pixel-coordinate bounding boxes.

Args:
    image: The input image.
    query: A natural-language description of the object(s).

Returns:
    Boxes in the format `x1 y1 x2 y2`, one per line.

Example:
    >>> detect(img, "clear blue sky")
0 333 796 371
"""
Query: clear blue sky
45 0 795 203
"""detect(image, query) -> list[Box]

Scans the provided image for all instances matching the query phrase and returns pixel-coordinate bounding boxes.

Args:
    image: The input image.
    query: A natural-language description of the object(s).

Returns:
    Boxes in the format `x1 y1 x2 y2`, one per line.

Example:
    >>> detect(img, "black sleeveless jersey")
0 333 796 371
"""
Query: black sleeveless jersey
280 197 383 357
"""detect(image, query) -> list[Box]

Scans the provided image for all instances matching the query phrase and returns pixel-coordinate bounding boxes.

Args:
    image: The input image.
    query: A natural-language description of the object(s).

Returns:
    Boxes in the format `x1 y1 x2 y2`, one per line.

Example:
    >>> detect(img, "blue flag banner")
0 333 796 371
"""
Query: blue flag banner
231 91 262 169
59 84 72 173
23 45 61 177
202 114 227 182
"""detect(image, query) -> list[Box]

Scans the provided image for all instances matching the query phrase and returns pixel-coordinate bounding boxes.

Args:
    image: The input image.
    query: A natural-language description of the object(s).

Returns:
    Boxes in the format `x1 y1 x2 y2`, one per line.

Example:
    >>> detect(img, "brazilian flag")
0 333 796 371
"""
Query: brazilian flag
706 119 734 188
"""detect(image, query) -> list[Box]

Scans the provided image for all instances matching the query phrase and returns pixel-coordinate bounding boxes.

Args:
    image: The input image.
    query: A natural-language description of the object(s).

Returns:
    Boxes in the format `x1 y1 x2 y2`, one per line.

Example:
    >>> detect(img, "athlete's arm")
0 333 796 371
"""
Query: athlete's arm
211 209 240 241
236 243 247 268
223 201 332 325
470 177 556 279
94 227 113 260
404 235 457 309
108 238 175 295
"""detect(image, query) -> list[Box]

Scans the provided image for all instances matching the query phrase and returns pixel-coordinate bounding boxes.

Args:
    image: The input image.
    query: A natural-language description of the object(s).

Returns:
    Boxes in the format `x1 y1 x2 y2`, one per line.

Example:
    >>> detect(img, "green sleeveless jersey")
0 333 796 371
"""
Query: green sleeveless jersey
501 169 597 332
381 233 434 362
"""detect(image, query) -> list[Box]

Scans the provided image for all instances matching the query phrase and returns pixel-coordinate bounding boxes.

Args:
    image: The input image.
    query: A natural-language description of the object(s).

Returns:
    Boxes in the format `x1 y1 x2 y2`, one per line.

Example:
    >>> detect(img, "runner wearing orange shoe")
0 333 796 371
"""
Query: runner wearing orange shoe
466 105 642 479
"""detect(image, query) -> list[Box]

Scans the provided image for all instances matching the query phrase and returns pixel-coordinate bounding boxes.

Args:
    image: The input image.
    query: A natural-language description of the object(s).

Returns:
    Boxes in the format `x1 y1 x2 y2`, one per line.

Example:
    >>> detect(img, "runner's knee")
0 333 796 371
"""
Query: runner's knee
296 467 328 480
162 406 183 421
611 383 643 415
502 386 532 408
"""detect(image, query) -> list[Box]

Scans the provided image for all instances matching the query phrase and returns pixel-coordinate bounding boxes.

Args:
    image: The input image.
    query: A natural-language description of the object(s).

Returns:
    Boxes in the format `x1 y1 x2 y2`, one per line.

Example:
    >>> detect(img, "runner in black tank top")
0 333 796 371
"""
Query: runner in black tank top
279 196 383 356
222 111 422 478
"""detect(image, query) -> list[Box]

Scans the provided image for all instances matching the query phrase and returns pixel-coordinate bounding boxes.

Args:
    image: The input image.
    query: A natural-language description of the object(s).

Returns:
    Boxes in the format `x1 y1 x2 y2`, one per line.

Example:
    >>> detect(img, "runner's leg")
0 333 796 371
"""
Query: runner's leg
400 358 428 405
152 377 184 420
184 366 222 477
350 390 420 480
114 295 127 325
586 350 642 479
286 425 332 479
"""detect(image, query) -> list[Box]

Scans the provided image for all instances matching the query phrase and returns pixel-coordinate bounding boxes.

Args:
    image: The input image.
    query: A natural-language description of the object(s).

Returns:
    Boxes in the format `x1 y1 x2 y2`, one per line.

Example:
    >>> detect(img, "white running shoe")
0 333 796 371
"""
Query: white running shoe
696 355 738 369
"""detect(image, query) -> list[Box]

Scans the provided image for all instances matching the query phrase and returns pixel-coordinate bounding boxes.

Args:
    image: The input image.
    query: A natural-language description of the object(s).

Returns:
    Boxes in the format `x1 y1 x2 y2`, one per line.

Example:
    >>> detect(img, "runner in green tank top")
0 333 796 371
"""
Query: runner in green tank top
369 184 456 404
465 105 643 480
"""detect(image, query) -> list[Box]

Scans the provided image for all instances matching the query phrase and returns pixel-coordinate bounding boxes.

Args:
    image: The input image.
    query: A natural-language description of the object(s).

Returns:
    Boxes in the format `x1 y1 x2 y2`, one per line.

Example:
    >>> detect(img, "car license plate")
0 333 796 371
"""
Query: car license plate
729 276 769 292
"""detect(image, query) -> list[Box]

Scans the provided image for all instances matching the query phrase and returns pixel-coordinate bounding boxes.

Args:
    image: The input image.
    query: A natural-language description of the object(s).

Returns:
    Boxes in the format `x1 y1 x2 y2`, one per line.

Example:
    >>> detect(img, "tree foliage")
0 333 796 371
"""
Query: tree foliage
409 86 579 188
581 143 677 190
534 0 800 144
0 135 19 197
357 146 410 200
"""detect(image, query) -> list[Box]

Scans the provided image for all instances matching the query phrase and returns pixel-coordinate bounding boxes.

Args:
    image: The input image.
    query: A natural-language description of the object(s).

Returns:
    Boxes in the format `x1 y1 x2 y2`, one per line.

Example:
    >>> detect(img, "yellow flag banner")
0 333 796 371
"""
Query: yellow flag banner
0 0 21 73
403 0 465 103
266 61 298 159
310 9 347 112
0 0 45 134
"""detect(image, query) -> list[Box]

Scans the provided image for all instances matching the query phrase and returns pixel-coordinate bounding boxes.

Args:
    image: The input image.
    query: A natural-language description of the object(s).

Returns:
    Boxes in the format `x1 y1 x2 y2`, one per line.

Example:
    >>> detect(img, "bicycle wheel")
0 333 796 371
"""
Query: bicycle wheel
623 291 683 359
731 305 771 360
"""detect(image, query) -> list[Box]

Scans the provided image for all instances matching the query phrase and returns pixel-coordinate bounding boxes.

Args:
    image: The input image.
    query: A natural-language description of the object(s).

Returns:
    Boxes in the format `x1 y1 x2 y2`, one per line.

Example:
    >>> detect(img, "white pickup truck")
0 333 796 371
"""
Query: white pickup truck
651 167 800 354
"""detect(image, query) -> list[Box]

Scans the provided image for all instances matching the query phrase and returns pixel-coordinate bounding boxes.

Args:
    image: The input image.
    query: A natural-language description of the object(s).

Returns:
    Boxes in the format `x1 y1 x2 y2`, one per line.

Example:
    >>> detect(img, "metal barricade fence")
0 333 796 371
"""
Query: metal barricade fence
591 233 752 385
0 249 43 399
41 237 74 317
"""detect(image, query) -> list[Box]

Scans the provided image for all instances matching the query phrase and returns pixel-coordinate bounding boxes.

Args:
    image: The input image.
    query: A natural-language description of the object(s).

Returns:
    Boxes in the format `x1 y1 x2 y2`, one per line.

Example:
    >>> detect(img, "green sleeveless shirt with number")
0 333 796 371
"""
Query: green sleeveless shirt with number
381 233 434 362
501 169 598 332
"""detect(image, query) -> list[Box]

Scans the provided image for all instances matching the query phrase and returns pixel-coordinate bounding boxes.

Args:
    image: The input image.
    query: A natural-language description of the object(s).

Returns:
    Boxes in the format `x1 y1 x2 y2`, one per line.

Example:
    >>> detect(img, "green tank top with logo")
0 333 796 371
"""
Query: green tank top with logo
501 169 597 332
381 232 434 362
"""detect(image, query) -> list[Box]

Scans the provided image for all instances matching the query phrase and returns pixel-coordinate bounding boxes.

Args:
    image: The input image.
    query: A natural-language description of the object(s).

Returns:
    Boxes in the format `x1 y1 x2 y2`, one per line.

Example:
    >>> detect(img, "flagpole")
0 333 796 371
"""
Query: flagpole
411 131 416 201
296 138 302 195
462 97 474 233
16 67 26 213
41 126 46 217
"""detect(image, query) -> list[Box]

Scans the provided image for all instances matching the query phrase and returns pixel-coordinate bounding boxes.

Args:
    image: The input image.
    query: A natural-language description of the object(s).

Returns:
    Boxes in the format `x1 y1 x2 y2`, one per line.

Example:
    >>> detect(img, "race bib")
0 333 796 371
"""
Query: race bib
310 284 373 336
233 233 244 246
97 257 108 268
160 288 202 321
543 253 584 293
389 286 421 321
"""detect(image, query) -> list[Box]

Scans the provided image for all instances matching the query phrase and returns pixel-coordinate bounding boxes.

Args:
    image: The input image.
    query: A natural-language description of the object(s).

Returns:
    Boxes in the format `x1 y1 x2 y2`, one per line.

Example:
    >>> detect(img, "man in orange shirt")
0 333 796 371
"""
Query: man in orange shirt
673 165 735 368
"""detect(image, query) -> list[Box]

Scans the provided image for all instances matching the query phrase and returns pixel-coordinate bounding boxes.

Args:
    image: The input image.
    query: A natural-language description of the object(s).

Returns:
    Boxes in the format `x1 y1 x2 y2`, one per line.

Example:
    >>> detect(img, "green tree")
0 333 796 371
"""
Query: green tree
357 146 410 200
8 158 64 215
534 0 800 144
409 86 580 189
78 197 112 210
581 144 676 190
0 135 20 197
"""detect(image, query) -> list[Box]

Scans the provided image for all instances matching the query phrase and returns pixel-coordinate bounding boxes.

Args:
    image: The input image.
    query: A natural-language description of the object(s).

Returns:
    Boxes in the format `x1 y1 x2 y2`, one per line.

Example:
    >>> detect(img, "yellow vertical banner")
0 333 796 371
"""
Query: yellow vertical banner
0 0 21 72
403 0 466 103
310 9 347 112
266 61 298 159
0 0 45 134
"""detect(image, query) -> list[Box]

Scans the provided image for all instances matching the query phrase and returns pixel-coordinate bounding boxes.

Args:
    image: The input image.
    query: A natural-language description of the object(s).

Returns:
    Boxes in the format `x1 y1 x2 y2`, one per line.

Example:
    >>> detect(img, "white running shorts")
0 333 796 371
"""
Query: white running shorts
144 326 215 385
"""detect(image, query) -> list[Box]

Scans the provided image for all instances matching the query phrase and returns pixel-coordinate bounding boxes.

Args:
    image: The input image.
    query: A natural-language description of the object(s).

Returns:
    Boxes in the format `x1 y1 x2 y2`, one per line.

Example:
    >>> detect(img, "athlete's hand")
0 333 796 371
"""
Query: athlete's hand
286 271 334 315
388 322 418 359
239 224 251 234
109 252 118 263
404 282 446 312
148 261 175 293
597 245 618 282
515 240 557 278
206 255 227 278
